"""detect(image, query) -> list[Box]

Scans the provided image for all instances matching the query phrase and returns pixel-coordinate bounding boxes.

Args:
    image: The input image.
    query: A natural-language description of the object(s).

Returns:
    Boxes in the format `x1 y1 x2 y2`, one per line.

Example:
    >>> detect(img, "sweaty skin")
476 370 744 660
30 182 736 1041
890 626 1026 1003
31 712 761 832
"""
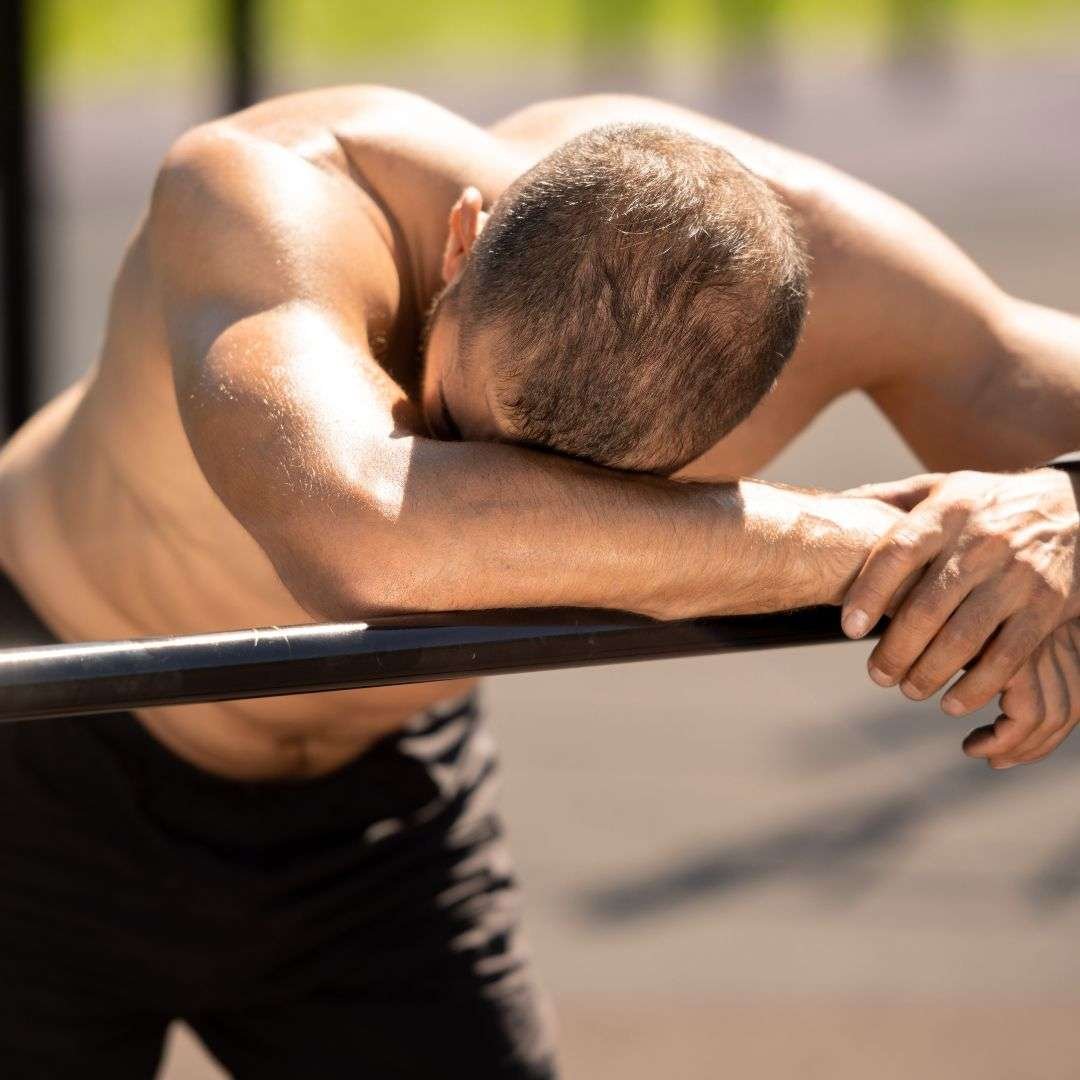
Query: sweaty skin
0 87 1076 780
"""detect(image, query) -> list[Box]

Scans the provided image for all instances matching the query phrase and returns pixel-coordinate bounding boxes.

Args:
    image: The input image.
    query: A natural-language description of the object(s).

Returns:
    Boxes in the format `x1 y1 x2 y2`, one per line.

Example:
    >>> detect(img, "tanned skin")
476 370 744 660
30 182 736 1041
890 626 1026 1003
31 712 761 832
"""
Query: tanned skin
0 87 1076 780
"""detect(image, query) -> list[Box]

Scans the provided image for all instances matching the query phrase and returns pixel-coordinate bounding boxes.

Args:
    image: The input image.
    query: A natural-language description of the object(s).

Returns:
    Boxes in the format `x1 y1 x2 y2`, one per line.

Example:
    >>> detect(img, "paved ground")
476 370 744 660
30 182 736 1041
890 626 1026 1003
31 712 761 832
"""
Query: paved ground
18 45 1080 1078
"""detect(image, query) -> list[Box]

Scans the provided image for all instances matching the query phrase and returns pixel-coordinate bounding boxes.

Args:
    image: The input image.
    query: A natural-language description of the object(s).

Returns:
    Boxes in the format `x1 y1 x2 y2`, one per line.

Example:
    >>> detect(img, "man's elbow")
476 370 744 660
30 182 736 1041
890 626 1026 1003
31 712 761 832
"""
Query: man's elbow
266 516 443 624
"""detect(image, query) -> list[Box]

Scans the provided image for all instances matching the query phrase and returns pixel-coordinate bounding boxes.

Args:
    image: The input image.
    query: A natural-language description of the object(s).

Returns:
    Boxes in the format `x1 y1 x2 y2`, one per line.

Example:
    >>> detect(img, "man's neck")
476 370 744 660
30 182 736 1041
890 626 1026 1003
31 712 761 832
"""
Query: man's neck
334 124 525 320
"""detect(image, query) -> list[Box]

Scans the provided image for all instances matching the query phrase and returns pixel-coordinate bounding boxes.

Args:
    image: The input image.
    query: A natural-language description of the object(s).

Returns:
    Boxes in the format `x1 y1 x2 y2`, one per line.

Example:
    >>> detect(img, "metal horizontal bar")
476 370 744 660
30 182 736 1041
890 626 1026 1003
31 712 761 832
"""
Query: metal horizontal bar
0 606 878 723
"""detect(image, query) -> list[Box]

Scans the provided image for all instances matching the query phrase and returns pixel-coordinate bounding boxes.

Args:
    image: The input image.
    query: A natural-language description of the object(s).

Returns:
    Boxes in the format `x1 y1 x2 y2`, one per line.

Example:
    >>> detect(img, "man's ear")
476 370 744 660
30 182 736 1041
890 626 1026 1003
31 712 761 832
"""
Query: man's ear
441 186 490 285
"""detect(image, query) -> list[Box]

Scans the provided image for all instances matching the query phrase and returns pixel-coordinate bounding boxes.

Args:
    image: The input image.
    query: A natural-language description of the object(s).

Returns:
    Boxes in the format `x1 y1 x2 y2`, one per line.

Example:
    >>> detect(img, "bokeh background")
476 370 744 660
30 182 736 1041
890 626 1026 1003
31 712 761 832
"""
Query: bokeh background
4 2 1080 1077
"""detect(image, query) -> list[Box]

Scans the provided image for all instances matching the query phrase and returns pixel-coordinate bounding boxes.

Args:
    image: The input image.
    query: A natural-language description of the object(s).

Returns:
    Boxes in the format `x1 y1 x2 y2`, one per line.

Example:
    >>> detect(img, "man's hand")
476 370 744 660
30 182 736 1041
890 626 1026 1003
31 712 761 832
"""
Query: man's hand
964 619 1080 769
839 469 1080 716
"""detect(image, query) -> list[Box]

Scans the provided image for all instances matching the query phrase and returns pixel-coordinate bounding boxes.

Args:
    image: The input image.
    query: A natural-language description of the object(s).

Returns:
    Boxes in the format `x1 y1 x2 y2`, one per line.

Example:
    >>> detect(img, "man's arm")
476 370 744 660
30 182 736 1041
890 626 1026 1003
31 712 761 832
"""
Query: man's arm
174 306 889 623
150 123 898 623
743 120 1080 715
662 99 1080 724
743 107 1080 468
786 167 1079 470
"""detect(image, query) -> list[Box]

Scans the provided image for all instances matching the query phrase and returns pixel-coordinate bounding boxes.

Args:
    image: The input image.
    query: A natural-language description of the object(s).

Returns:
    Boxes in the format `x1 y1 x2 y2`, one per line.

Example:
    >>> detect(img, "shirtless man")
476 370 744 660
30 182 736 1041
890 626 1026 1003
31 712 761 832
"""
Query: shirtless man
0 87 1076 1077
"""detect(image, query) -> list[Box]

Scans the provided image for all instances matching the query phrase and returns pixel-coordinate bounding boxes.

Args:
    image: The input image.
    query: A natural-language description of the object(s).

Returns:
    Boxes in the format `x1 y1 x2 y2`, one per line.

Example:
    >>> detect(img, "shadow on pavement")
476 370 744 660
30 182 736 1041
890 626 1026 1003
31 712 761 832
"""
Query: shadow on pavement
579 747 1080 922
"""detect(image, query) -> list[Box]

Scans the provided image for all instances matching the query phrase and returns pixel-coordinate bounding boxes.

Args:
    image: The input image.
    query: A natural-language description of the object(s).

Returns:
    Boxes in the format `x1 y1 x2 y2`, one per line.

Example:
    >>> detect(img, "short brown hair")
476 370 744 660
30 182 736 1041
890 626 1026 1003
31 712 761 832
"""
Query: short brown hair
457 122 808 473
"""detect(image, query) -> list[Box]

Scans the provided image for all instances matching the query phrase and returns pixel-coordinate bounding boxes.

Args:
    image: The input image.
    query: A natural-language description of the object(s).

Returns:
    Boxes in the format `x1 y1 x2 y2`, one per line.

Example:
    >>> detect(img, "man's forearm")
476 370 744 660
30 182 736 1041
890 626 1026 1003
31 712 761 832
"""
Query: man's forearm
248 434 896 623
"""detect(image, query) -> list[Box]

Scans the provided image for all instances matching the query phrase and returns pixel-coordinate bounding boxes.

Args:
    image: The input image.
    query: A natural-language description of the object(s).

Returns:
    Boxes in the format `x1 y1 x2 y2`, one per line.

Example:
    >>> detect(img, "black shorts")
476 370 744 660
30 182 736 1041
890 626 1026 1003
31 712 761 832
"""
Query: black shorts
0 572 557 1078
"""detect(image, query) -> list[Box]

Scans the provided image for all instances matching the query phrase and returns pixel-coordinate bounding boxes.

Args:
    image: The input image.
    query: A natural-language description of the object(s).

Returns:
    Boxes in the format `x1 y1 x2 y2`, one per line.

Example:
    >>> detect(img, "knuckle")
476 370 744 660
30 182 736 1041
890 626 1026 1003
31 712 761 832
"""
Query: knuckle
951 679 989 712
1037 584 1067 615
938 615 985 651
1019 625 1045 658
945 496 978 522
997 632 1040 672
982 531 1012 560
1001 683 1035 716
1016 561 1048 593
995 643 1024 670
905 670 940 697
1006 700 1042 730
956 544 988 574
913 649 949 681
901 603 940 635
872 649 903 677
937 561 967 594
883 531 924 561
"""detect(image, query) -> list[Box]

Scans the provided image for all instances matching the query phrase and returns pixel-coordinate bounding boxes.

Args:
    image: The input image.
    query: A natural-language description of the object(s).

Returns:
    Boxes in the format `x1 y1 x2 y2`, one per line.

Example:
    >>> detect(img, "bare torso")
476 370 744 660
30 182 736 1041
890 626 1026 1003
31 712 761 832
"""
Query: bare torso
0 87 1045 779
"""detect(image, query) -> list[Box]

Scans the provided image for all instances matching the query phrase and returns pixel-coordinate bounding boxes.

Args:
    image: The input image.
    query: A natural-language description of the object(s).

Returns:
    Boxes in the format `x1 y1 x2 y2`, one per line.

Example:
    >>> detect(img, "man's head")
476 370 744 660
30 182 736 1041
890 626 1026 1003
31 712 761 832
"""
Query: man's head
422 122 808 473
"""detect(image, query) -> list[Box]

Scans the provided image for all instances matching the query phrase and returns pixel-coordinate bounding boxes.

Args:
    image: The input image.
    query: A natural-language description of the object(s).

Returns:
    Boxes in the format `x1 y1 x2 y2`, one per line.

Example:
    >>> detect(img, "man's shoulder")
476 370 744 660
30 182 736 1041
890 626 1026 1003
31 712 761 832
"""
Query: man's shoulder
148 83 452 239
148 114 400 323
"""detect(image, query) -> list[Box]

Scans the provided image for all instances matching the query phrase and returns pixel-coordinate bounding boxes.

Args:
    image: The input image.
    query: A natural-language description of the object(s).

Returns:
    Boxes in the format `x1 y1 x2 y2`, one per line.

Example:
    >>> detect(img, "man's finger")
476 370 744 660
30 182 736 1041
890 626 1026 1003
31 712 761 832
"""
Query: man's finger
1002 646 1068 761
1000 637 1079 766
842 510 946 642
898 583 1009 704
942 614 1047 716
964 663 1046 763
1003 721 1076 767
880 565 925 618
963 714 1040 765
962 663 1041 760
989 652 1062 764
869 551 988 695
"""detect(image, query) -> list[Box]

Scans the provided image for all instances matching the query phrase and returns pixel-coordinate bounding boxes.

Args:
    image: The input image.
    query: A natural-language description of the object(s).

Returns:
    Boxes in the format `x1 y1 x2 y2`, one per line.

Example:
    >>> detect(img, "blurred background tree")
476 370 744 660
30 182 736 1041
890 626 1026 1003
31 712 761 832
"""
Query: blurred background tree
25 0 1080 90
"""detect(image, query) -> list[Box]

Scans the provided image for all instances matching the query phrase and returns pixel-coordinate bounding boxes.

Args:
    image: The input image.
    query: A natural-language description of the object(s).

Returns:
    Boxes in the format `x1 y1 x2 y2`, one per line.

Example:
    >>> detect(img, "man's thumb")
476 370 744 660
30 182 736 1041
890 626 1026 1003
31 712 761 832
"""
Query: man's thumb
841 473 944 511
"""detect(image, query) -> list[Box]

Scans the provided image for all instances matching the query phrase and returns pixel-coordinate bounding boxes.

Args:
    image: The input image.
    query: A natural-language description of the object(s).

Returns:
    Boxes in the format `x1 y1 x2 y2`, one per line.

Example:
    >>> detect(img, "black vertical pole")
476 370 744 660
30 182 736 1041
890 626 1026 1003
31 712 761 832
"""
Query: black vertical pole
1 0 36 436
225 0 258 114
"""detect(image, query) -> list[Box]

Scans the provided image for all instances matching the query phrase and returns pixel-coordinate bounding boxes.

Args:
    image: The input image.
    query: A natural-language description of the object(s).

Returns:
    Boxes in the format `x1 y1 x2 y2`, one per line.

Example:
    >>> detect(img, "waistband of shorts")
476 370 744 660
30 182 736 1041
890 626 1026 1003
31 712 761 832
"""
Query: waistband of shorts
94 689 490 844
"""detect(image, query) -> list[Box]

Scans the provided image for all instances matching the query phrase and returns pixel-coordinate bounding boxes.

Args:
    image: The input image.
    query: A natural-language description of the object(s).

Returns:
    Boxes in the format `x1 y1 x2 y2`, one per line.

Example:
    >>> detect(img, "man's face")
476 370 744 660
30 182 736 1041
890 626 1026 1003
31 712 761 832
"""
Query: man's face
419 286 505 445
420 185 521 445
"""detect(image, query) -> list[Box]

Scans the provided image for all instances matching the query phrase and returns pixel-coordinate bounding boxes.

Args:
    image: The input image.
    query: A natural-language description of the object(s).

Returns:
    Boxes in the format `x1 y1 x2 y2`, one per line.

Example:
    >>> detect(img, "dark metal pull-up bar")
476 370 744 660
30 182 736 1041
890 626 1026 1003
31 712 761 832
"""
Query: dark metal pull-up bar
0 606 878 723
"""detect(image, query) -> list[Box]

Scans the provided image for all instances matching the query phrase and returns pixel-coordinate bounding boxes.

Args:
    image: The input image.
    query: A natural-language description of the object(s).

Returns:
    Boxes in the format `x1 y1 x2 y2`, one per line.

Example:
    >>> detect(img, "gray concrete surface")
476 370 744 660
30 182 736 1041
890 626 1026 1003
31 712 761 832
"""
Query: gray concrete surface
19 46 1080 1078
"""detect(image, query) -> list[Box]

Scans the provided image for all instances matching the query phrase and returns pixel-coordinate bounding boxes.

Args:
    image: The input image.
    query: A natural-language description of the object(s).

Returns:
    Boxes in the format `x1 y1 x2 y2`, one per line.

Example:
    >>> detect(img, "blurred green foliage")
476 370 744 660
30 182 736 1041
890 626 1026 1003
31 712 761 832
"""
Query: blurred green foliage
30 0 1080 85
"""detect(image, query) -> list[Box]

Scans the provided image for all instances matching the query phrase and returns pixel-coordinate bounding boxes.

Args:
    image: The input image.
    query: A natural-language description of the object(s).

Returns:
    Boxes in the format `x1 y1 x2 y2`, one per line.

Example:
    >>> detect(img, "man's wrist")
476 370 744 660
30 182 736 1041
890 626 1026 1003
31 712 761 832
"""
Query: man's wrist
734 484 872 612
601 478 898 621
803 493 908 608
